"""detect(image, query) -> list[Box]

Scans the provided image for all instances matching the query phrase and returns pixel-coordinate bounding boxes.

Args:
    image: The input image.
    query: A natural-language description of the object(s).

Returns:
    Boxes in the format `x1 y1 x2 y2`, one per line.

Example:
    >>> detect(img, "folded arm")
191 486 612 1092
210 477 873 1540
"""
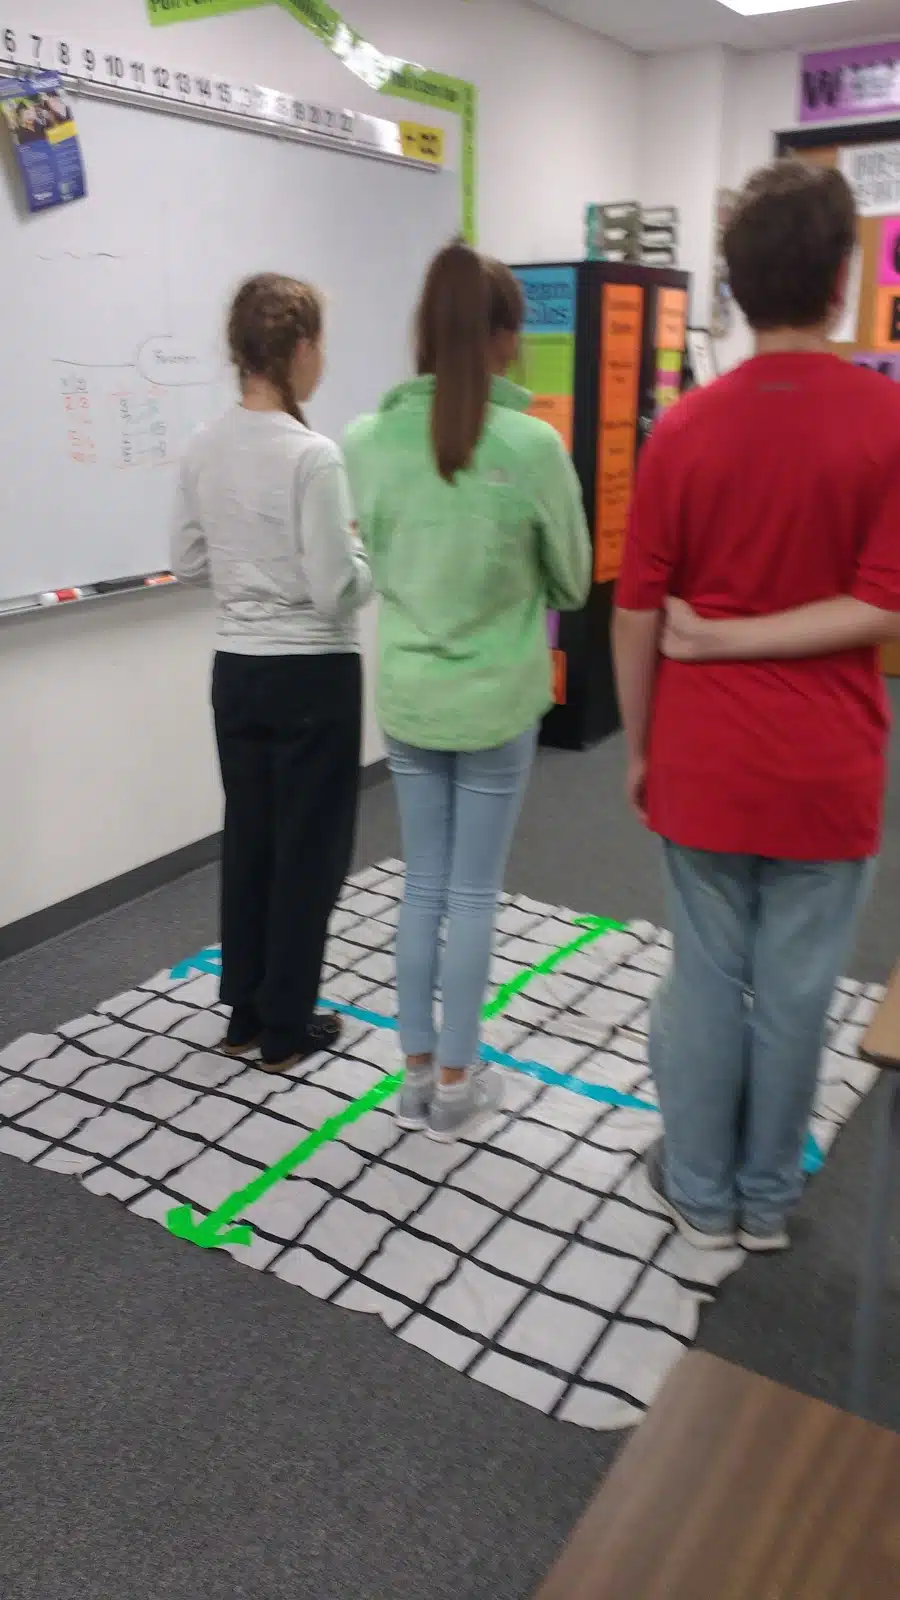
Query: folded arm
663 594 900 663
300 455 373 622
665 441 900 663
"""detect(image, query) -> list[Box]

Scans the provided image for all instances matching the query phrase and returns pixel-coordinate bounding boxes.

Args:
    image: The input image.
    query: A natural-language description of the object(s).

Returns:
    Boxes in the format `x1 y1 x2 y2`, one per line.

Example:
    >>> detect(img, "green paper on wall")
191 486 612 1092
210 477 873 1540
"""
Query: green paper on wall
515 334 575 396
147 0 267 24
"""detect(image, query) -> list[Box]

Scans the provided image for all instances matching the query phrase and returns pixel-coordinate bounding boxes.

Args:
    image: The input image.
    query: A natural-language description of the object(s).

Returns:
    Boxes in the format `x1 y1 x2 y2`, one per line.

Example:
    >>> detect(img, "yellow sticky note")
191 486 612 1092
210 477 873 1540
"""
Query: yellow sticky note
399 121 445 165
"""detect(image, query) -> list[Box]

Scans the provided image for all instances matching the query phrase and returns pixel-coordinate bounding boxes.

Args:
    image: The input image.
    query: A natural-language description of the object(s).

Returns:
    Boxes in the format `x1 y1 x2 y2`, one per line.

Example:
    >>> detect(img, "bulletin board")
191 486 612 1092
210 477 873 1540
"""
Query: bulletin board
510 258 690 748
777 119 900 677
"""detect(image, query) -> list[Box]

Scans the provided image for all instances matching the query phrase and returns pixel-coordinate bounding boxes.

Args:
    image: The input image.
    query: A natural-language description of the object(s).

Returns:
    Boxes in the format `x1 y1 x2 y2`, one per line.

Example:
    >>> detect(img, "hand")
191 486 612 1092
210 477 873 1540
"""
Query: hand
626 756 648 826
661 596 708 662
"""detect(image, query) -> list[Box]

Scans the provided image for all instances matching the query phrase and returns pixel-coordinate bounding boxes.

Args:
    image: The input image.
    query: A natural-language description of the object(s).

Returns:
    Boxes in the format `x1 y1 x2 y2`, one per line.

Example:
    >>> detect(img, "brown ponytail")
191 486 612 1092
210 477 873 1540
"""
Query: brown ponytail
415 243 524 483
416 242 489 483
227 273 323 426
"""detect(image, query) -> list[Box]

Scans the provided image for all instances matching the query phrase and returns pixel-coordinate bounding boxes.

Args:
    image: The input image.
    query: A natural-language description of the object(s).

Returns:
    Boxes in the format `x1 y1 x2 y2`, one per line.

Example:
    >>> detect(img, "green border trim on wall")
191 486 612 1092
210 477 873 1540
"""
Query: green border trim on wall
147 0 266 23
275 0 341 43
383 65 476 243
146 0 477 240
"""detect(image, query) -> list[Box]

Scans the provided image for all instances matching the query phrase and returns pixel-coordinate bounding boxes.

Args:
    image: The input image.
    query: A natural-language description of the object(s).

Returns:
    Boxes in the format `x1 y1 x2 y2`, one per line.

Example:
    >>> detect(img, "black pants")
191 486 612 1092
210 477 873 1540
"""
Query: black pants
212 651 361 1036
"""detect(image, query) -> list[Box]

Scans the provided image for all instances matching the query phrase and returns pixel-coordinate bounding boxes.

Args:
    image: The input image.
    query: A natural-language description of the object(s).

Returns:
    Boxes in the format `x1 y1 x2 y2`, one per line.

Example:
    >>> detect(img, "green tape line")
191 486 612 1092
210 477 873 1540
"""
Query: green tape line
165 911 625 1250
166 1070 403 1247
147 0 477 241
276 0 341 41
483 915 625 1020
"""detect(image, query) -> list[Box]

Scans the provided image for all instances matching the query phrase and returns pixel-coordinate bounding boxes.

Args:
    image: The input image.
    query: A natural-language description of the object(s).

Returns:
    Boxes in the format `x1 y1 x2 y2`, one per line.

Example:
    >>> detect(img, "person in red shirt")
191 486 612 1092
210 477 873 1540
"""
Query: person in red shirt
614 159 900 1254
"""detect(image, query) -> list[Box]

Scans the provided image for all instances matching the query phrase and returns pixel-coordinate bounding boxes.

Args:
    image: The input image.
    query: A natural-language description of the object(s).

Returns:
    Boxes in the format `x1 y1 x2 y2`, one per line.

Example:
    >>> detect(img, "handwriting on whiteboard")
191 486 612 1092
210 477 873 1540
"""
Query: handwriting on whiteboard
60 373 96 466
57 358 230 472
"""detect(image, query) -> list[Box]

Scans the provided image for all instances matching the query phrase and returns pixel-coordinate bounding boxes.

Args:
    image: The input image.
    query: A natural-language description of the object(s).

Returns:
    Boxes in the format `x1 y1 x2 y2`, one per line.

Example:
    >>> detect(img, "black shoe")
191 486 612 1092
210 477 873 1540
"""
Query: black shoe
260 1013 343 1074
221 1005 262 1057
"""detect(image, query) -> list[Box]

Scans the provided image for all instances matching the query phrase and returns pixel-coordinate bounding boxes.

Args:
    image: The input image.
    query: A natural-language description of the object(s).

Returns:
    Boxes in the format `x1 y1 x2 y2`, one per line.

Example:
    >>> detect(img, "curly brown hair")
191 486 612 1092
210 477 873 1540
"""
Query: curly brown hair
725 160 856 332
228 273 323 425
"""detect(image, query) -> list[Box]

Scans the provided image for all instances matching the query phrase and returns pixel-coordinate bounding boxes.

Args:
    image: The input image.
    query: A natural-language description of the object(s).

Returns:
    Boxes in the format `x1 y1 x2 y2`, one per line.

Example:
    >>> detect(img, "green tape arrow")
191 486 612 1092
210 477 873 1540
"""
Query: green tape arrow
166 1070 402 1247
167 912 625 1250
482 915 625 1020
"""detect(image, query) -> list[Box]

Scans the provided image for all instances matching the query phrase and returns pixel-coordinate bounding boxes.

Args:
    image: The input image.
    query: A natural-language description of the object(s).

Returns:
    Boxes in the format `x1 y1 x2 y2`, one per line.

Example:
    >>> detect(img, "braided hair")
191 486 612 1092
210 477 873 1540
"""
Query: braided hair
228 272 323 425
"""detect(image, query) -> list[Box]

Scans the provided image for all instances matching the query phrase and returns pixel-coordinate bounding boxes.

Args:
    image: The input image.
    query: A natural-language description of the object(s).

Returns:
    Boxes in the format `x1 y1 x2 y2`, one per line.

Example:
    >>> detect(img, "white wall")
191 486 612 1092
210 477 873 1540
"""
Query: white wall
723 48 798 191
636 44 899 368
3 0 639 928
719 47 896 366
635 47 728 325
719 49 801 367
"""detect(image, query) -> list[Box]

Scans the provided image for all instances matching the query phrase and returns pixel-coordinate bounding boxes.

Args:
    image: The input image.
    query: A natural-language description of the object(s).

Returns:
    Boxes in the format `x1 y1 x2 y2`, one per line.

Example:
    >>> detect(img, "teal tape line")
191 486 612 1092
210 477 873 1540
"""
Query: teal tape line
170 945 222 979
171 960 826 1169
325 1002 826 1164
478 1041 656 1113
325 1000 657 1114
325 999 398 1032
802 1131 824 1176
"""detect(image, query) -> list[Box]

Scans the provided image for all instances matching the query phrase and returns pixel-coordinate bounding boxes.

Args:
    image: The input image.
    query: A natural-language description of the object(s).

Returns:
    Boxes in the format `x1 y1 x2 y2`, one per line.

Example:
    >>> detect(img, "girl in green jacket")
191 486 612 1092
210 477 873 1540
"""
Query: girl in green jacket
344 243 591 1142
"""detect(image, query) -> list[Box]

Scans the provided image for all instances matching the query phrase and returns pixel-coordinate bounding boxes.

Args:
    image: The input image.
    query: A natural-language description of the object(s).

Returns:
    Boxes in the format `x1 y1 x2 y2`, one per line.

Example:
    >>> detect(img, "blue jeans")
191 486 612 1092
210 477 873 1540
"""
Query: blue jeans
387 730 537 1068
652 844 873 1234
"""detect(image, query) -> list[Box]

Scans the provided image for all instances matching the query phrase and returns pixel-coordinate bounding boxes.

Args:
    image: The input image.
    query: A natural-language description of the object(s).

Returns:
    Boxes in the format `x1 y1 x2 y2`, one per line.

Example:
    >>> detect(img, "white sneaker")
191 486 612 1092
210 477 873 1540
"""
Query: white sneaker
738 1225 790 1254
427 1068 504 1143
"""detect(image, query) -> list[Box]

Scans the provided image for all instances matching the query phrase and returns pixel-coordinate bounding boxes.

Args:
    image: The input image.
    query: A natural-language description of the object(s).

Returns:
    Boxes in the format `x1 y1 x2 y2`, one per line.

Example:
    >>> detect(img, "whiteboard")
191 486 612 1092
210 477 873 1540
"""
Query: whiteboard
0 92 457 602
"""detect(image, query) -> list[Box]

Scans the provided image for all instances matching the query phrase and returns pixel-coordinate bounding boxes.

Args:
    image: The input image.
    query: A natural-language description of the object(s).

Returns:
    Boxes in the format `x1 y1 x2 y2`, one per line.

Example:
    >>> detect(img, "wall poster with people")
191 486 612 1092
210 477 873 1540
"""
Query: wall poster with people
0 70 86 212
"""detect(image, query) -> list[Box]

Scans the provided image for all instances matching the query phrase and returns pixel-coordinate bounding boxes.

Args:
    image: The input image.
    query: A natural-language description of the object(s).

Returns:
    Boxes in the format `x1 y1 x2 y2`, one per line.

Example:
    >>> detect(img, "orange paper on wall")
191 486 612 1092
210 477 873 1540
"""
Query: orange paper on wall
552 649 567 705
595 284 644 585
656 287 687 354
874 285 900 351
528 393 574 451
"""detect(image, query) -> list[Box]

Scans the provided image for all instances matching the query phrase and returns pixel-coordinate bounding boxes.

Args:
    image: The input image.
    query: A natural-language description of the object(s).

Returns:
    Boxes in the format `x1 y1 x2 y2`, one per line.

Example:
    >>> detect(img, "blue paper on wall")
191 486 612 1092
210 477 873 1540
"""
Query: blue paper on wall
0 72 86 213
516 266 576 334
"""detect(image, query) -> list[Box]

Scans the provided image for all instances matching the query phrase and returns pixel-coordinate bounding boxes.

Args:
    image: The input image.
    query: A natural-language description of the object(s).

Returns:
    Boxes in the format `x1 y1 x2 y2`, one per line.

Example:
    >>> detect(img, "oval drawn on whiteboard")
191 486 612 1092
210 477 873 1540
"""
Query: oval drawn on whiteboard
137 335 219 388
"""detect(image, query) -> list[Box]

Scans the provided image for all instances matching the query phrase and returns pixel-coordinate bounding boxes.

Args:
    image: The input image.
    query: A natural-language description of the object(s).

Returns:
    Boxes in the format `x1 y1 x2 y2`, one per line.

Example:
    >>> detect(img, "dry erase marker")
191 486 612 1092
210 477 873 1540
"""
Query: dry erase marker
39 587 88 605
95 577 140 595
145 573 177 586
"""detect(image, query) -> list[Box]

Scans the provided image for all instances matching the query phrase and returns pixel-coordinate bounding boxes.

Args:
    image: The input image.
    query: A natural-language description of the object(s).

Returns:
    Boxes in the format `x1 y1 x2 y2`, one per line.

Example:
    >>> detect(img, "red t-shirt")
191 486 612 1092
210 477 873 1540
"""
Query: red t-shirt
616 353 900 861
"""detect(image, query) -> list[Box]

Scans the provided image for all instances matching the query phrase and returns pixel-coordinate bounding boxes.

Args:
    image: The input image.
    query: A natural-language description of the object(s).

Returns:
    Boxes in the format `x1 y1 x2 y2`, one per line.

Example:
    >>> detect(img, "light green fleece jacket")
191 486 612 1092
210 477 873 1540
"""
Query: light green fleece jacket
343 375 591 752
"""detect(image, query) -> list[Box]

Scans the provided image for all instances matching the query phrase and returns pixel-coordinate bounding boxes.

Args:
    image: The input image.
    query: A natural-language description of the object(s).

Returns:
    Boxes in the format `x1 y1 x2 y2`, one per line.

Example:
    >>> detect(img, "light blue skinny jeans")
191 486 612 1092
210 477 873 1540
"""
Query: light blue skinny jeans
652 843 874 1235
387 729 537 1069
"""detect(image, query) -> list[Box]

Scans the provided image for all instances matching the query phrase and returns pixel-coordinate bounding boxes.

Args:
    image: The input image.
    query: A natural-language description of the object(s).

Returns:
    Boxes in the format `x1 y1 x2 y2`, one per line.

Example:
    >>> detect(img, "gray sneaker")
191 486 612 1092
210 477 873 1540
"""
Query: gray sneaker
427 1068 504 1144
396 1068 436 1132
644 1138 737 1251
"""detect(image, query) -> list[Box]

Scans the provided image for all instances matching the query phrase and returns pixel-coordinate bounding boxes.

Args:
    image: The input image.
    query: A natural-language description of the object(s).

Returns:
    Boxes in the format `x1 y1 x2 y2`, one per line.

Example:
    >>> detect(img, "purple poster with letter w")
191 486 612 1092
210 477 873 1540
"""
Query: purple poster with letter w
799 42 900 124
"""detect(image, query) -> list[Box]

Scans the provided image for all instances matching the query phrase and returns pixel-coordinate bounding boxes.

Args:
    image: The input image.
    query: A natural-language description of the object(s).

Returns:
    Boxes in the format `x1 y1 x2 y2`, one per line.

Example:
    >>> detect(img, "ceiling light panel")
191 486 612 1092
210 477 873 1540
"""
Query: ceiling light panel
719 1 853 15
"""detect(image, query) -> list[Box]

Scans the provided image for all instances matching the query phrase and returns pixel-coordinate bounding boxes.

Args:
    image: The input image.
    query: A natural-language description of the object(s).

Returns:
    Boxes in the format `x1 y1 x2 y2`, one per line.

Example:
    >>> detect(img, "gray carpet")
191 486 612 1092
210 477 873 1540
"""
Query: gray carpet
1 698 899 1598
